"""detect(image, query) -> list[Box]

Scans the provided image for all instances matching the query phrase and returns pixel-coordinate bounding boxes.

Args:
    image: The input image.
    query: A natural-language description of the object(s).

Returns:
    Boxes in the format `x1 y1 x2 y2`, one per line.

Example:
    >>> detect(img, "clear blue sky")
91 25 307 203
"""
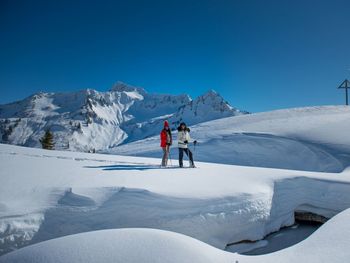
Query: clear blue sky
1 0 350 112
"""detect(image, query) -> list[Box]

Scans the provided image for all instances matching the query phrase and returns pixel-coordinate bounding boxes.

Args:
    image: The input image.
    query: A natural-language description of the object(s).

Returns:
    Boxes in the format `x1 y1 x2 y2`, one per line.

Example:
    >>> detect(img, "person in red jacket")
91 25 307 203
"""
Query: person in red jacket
160 120 172 167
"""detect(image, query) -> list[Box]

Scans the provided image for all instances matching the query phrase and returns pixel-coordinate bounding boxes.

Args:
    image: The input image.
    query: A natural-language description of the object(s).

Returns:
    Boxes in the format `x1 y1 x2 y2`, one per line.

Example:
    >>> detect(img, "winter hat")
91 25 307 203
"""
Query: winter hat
164 120 169 128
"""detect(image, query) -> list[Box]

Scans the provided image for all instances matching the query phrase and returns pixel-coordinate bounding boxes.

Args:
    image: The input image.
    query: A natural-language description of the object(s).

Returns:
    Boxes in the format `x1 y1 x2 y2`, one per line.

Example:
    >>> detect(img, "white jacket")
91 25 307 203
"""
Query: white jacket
178 130 191 149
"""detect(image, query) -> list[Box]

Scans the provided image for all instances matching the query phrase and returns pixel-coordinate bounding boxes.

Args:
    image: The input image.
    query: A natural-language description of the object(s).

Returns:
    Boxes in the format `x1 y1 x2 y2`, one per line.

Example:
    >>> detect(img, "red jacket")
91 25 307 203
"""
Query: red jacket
160 120 172 147
160 130 172 147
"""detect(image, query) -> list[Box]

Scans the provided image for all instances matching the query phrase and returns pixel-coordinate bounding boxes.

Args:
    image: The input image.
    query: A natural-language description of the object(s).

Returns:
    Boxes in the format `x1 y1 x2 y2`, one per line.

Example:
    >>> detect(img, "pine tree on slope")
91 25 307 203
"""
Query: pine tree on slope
40 129 54 150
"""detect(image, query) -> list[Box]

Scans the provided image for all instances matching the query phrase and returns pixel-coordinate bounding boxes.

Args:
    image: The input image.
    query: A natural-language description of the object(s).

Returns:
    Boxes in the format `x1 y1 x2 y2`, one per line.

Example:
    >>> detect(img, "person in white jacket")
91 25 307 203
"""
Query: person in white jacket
177 122 197 168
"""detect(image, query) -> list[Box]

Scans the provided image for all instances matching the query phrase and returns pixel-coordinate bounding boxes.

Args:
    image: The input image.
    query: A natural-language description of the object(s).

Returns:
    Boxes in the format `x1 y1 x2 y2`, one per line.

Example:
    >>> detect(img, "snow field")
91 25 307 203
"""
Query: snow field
1 143 350 257
1 104 350 261
111 105 350 172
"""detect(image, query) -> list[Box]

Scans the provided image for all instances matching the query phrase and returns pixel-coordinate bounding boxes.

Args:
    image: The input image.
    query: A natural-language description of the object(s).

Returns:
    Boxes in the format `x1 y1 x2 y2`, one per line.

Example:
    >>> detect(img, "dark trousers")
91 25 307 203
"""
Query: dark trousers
179 148 194 167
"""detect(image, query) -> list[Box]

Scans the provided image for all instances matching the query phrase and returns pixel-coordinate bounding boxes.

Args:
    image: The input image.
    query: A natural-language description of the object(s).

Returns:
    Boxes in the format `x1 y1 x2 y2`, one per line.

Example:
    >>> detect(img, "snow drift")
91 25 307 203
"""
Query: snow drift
111 105 350 172
1 143 350 257
2 208 350 263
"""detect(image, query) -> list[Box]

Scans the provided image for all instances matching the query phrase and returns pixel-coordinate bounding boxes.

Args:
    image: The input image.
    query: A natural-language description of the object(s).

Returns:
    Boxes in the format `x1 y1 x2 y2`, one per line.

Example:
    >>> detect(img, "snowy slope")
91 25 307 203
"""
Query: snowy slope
0 82 244 152
1 143 350 257
111 105 350 172
1 209 350 263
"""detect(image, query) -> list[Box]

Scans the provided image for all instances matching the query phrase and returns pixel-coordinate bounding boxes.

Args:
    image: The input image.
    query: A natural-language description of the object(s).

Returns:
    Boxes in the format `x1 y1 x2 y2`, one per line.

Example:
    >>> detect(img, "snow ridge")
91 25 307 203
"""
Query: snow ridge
111 105 350 173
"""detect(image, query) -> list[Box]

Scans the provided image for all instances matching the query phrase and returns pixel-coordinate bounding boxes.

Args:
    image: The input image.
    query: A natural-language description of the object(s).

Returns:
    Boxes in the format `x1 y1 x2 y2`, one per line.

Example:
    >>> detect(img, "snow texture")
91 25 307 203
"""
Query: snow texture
2 208 350 263
1 105 350 261
111 105 350 172
0 142 350 257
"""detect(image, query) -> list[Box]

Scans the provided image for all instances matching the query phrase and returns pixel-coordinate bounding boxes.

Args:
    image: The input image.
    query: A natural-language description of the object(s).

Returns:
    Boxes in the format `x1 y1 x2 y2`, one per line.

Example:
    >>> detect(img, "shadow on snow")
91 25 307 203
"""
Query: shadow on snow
84 164 162 171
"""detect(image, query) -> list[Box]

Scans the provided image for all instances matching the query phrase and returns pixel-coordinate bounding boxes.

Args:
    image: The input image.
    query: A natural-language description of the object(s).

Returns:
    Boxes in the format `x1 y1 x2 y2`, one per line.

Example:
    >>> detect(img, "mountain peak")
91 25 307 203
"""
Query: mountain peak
194 89 228 104
203 89 218 96
110 81 146 95
29 91 51 100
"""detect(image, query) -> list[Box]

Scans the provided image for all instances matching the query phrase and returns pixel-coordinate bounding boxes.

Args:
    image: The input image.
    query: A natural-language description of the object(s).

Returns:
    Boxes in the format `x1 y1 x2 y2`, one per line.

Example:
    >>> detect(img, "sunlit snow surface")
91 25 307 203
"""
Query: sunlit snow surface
111 105 350 172
0 142 350 258
1 105 350 261
1 209 350 263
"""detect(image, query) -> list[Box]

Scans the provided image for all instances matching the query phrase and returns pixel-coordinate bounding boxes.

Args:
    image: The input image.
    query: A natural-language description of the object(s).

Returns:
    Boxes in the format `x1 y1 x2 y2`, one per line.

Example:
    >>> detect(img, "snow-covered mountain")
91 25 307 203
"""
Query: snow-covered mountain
0 82 245 152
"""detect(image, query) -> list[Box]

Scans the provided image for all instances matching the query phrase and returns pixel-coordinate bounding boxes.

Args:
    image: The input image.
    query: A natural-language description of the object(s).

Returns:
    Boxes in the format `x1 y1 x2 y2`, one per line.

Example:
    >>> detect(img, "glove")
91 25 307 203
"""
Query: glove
194 140 197 145
184 140 188 144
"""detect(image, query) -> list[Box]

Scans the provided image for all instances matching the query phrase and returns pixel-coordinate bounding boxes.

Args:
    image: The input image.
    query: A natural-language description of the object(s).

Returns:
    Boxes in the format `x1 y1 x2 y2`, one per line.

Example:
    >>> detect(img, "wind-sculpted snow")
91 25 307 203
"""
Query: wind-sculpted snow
111 105 350 172
1 144 350 257
2 209 350 263
26 188 271 249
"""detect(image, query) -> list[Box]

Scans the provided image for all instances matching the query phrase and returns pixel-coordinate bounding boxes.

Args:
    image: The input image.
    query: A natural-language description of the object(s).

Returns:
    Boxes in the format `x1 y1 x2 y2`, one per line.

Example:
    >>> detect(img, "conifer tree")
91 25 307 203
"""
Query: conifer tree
40 129 54 150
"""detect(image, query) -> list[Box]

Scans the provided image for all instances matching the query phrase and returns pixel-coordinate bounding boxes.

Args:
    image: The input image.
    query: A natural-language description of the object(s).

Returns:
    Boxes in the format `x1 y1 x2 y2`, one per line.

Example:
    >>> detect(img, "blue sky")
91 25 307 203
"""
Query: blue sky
1 0 350 112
